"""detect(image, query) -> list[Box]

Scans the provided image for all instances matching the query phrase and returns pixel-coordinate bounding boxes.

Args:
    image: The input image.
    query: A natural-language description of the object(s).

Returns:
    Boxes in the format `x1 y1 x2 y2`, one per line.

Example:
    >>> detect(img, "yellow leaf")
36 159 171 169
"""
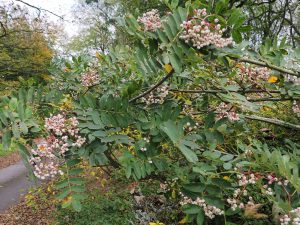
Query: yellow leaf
244 204 268 219
164 64 173 73
235 63 243 69
223 176 230 181
101 179 107 187
63 196 72 204
96 51 104 61
41 74 54 81
172 189 176 199
90 171 96 177
268 76 278 83
262 106 271 111
179 216 189 224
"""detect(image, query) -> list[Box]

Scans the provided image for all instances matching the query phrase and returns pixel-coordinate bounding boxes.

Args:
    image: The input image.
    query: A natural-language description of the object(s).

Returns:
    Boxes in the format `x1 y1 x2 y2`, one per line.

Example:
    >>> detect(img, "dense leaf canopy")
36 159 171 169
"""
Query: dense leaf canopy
0 0 300 224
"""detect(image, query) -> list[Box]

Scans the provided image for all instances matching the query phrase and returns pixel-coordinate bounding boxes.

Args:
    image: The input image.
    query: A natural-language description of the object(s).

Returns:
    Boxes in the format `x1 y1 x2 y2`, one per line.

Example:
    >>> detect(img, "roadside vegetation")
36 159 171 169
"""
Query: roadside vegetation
0 0 300 225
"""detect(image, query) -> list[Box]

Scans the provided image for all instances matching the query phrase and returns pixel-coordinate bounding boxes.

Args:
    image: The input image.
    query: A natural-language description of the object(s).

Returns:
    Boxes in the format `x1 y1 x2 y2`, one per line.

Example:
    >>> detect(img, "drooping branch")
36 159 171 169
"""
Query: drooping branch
244 115 300 131
284 18 300 37
129 70 174 103
15 0 65 20
170 89 281 94
234 57 300 78
248 97 300 102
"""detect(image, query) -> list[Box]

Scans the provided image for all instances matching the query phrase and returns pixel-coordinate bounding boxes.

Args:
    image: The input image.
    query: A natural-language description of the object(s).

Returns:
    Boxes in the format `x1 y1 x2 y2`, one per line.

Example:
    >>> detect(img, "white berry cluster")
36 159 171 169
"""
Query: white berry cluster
281 215 292 225
159 182 169 193
216 102 240 121
140 137 150 152
141 147 147 152
137 9 162 32
224 173 258 211
30 114 86 180
244 149 253 157
280 208 300 225
227 186 255 211
261 174 289 196
184 122 200 132
292 101 300 117
143 137 150 143
227 198 246 211
236 63 270 84
237 173 257 186
80 70 100 87
228 195 255 211
226 168 296 219
180 196 224 219
266 174 289 186
140 85 169 106
180 8 233 49
182 103 197 118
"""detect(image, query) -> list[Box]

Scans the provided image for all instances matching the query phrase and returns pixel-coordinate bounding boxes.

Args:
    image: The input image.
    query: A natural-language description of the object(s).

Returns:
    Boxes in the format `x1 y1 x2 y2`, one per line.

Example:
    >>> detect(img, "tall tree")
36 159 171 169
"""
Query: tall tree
0 2 56 80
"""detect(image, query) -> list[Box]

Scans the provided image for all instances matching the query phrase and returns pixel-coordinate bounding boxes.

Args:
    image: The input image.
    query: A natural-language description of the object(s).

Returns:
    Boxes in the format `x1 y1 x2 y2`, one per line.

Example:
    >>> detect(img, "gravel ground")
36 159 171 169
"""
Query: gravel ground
0 153 21 170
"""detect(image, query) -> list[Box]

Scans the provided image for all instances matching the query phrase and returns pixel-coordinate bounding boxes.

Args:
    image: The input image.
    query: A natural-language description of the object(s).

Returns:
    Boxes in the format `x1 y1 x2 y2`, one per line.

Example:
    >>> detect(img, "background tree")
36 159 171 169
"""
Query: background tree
80 0 300 48
66 1 118 55
0 2 57 81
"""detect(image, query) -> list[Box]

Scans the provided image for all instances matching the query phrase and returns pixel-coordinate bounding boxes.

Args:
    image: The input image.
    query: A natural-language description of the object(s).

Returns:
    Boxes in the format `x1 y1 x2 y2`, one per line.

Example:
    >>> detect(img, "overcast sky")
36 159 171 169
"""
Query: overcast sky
4 0 79 36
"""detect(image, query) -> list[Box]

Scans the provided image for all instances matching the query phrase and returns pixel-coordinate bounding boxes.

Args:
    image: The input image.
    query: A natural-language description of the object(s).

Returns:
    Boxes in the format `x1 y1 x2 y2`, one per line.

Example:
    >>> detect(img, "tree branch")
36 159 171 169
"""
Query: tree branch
248 97 300 102
233 57 300 78
244 115 300 131
284 18 300 37
15 0 65 20
129 70 174 103
170 89 281 94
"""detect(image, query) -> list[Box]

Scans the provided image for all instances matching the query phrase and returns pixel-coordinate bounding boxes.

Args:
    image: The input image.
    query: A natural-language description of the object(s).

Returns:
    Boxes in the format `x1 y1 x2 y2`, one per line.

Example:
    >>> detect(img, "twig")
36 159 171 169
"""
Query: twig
170 89 281 94
248 97 300 102
244 115 300 131
233 57 300 78
15 0 65 20
129 70 174 103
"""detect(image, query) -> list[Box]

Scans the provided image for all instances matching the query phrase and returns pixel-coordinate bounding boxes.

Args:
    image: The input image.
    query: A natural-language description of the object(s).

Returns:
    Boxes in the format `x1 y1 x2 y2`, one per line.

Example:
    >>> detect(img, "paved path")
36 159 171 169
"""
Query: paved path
0 161 36 212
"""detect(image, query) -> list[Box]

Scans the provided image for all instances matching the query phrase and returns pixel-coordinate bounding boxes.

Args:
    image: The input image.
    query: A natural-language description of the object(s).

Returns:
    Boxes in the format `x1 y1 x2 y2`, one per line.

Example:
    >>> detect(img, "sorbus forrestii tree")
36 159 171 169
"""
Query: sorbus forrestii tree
1 1 300 224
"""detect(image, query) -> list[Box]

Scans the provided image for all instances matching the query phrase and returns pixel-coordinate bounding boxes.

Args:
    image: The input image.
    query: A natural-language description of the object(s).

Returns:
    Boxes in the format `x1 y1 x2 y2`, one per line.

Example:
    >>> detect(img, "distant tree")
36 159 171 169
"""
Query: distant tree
0 3 56 80
81 0 300 48
66 1 118 55
228 0 300 46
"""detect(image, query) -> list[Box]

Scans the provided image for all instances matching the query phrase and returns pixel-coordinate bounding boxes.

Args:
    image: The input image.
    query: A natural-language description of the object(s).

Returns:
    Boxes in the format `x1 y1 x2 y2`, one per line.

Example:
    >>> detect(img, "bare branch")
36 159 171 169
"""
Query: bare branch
248 97 300 102
232 57 300 78
129 70 174 103
170 89 281 94
244 115 300 131
15 0 65 20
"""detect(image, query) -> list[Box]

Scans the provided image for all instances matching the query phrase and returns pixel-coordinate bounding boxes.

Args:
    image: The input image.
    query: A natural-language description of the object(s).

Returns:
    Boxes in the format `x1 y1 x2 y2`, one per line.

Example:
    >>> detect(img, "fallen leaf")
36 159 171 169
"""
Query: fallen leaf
244 204 268 219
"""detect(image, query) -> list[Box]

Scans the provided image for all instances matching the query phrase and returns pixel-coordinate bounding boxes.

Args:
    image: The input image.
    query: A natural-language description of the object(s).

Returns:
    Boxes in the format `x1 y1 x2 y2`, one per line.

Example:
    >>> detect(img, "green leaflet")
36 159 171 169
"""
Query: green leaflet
160 120 198 163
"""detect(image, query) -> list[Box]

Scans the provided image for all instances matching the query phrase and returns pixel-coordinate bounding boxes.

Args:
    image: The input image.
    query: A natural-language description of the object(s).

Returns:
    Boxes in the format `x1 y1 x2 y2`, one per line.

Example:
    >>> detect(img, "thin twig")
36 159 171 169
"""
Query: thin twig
244 115 300 131
248 97 300 102
233 57 300 78
15 0 65 20
170 89 281 94
129 70 174 103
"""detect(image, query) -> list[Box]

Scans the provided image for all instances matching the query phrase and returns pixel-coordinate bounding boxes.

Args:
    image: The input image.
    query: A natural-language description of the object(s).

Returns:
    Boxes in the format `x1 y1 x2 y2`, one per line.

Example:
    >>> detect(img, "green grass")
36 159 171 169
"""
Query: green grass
0 143 17 157
55 189 137 225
